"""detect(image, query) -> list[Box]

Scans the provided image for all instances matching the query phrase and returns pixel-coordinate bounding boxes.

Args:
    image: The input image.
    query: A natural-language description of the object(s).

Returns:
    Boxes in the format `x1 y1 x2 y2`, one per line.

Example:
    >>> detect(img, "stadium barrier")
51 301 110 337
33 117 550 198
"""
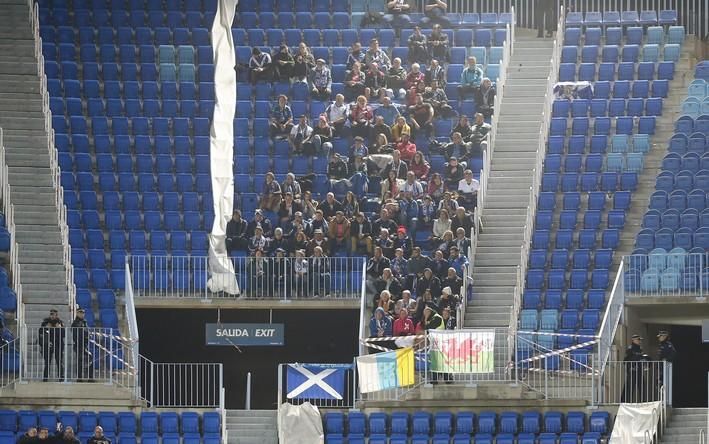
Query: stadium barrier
598 258 625 371
129 255 366 300
138 358 224 408
0 337 20 388
624 252 708 298
0 130 23 326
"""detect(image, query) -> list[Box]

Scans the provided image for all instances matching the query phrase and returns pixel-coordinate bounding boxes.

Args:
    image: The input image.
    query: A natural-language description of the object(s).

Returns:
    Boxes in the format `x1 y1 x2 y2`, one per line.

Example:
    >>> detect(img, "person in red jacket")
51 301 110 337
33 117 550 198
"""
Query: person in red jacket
395 132 417 163
393 308 415 336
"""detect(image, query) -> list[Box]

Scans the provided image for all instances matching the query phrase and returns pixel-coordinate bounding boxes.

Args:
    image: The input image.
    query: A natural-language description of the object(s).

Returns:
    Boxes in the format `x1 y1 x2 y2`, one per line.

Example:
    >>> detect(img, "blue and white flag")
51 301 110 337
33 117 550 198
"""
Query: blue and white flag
286 364 351 400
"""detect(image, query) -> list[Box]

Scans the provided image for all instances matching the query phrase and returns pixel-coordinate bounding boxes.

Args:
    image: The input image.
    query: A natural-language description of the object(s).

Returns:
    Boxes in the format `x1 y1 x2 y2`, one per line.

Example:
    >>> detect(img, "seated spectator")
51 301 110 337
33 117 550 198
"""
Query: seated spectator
382 0 411 31
285 211 307 238
382 150 408 180
281 173 302 199
414 289 434 323
293 231 309 253
369 115 393 145
342 191 360 218
475 77 496 118
393 226 414 258
421 304 444 330
442 306 456 329
351 212 373 254
453 226 471 252
370 307 393 338
310 58 332 100
307 209 329 236
401 171 424 199
431 248 450 279
349 94 373 138
373 208 400 234
269 95 294 139
307 229 330 256
302 115 333 157
328 211 350 253
469 112 491 154
259 172 282 211
423 79 455 118
377 289 396 317
393 308 415 336
324 94 350 137
309 246 331 296
319 192 342 220
289 114 313 155
346 42 366 71
434 229 455 256
419 194 437 229
292 249 309 297
365 38 392 71
452 115 474 143
448 245 469 277
86 426 109 444
391 115 412 144
410 151 430 180
249 47 272 83
365 62 387 97
441 267 463 296
390 247 409 278
370 133 392 159
407 26 429 65
457 169 480 209
293 42 315 83
408 94 435 140
417 268 442 299
451 206 473 235
431 208 451 245
376 267 403 301
425 58 445 88
272 44 295 81
395 131 417 163
426 174 445 201
278 192 303 225
442 131 472 161
458 56 483 100
226 210 248 253
269 227 290 255
407 246 433 289
327 152 349 181
247 209 273 237
427 24 449 63
443 157 465 190
301 190 318 220
248 227 269 254
344 63 367 101
438 191 459 214
380 169 404 201
374 228 395 258
438 286 459 311
374 96 400 128
386 57 408 99
421 0 452 28
347 135 368 161
17 427 38 444
405 63 426 97
366 246 391 293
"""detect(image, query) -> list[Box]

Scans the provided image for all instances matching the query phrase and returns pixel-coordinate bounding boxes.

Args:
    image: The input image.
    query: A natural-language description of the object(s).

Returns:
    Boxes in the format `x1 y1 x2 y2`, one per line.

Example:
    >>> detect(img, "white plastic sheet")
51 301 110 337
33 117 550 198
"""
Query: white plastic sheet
278 402 324 444
207 0 239 294
610 402 661 444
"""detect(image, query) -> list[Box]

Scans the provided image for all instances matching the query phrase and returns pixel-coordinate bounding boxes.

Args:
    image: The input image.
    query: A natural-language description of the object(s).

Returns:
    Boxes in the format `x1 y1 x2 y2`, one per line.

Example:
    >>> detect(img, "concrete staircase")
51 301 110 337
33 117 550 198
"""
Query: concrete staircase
660 407 707 444
225 410 278 444
467 38 555 332
0 0 71 326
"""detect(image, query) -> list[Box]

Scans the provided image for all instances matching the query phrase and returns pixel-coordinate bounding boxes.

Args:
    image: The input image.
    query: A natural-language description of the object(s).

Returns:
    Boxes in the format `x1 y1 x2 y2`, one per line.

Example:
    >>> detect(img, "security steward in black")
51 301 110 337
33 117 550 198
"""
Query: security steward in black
657 330 677 362
71 308 94 382
622 334 651 402
39 309 65 381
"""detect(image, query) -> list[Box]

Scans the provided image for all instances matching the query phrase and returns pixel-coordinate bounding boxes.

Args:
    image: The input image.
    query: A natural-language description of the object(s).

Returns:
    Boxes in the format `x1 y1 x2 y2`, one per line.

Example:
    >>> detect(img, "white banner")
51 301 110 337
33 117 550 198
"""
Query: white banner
610 402 661 444
429 330 495 374
278 402 324 444
207 0 239 294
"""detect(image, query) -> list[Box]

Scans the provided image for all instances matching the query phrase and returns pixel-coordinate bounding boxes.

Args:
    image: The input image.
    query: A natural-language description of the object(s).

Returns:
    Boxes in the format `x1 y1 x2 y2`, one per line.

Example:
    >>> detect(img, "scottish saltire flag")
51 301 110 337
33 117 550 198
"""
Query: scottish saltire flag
286 364 350 400
357 348 415 393
429 330 495 374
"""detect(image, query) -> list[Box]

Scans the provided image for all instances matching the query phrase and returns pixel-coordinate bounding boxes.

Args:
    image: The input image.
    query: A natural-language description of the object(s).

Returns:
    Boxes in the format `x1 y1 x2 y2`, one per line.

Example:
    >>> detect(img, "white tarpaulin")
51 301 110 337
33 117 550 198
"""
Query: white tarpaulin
610 402 661 443
207 0 239 294
278 402 324 444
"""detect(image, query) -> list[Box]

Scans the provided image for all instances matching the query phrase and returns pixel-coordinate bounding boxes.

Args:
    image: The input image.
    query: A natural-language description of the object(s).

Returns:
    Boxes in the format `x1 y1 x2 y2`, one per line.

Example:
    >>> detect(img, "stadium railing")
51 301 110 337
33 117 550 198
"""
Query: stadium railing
0 129 23 326
597 258 625 372
624 252 708 298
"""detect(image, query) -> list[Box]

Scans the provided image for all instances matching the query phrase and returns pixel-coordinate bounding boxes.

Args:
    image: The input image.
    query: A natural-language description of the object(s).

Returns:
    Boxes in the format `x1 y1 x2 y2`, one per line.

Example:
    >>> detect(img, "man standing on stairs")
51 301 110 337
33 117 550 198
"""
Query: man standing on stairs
535 0 556 38
39 309 65 382
72 308 94 382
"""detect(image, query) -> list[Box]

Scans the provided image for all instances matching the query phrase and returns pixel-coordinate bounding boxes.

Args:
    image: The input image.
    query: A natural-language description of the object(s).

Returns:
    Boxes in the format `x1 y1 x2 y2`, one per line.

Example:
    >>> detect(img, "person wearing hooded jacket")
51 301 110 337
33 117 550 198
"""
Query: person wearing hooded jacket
369 307 393 338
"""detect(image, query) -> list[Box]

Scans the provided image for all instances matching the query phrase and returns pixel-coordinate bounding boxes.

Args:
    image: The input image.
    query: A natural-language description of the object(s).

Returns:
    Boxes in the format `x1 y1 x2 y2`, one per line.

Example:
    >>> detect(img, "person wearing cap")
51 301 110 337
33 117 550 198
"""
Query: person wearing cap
310 58 332 100
656 330 677 363
320 192 343 220
87 425 111 444
248 47 272 84
71 307 93 382
328 211 350 254
269 95 294 139
307 228 329 257
40 309 65 381
289 115 313 155
272 44 295 81
226 210 248 254
623 334 651 402
458 55 484 100
344 63 367 102
392 226 414 259
350 212 373 255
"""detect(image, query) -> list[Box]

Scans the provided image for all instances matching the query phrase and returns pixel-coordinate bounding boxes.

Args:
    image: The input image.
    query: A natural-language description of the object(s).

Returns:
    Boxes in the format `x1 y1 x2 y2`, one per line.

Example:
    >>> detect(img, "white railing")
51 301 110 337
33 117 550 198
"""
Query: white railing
357 259 367 356
624 252 708 298
594 360 669 406
130 255 365 299
0 337 20 388
457 263 469 328
30 2 76 318
0 130 24 327
138 358 224 408
598 258 626 371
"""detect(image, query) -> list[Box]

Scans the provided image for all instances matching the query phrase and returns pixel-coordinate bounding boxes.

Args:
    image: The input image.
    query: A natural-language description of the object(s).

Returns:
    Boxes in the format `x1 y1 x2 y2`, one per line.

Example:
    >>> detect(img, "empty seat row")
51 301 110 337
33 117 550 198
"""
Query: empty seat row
545 152 645 174
627 248 707 272
45 60 212 83
649 187 709 211
519 308 602 331
635 227 709 251
70 229 208 254
49 79 214 104
626 266 709 293
536 208 626 231
51 96 209 119
529 248 613 271
548 134 649 155
526 269 610 291
560 60 677 81
553 97 663 118
564 25 684 46
523 289 606 311
62 171 212 193
565 10 677 27
541 172 639 192
680 97 709 117
643 208 709 231
532 228 620 251
561 45 678 65
550 116 657 136
39 10 213 29
66 190 211 212
69 209 210 232
538 191 624 213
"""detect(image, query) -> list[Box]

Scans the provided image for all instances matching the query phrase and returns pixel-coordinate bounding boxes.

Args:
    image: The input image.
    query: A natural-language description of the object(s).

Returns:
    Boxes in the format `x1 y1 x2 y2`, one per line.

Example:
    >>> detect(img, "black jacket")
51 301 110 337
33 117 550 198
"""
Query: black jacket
226 218 248 240
382 160 408 180
71 317 89 350
87 437 112 444
246 218 273 238
367 256 391 279
39 318 65 348
657 340 677 362
351 217 372 238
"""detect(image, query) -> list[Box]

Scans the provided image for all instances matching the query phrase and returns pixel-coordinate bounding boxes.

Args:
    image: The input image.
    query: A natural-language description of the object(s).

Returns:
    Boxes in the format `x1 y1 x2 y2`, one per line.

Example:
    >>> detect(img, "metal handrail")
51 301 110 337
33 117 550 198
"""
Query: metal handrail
700 428 706 444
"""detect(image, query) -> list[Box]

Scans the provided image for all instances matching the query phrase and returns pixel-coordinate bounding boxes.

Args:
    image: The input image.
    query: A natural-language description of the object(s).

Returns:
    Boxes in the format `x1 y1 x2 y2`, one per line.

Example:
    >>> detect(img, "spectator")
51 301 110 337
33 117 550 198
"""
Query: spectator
475 77 496 118
302 116 333 157
386 57 408 99
421 0 451 28
401 171 424 199
374 228 395 258
344 62 367 101
435 230 455 256
365 38 392 71
443 157 465 190
431 249 450 279
342 191 360 218
451 206 473 235
427 24 449 63
432 208 451 245
226 210 248 253
293 231 309 254
281 173 302 199
271 248 290 295
536 0 556 38
395 132 417 163
373 208 400 234
369 115 393 145
438 286 459 313
409 94 435 140
310 58 332 100
371 133 392 156
285 211 307 238
391 115 412 144
269 95 294 139
272 44 295 81
293 249 309 297
438 190 459 214
442 307 456 329
248 226 269 254
351 212 373 254
377 289 396 317
399 290 416 314
246 209 273 237
443 132 472 161
364 62 386 96
347 135 368 161
426 174 445 201
269 228 290 255
376 267 403 300
382 150 408 179
40 309 64 381
405 63 426 96
407 26 429 65
87 426 111 444
417 268 442 299
374 96 400 128
349 94 372 138
419 194 437 229
457 169 479 209
390 247 409 278
367 247 391 284
425 58 445 87
259 171 282 211
247 248 270 293
421 304 444 330
289 114 313 155
320 192 343 220
448 245 469 277
370 307 393 338
324 94 350 137
346 42 366 71
469 112 491 154
380 169 403 201
17 427 37 444
301 190 318 220
293 42 315 83
327 152 349 180
441 267 463 296
414 289 435 323
248 47 272 83
278 192 302 225
409 151 430 181
307 229 330 256
309 246 331 297
423 79 455 118
393 225 414 258
393 308 415 336
382 0 411 31
453 226 471 253
307 209 329 236
36 428 51 443
458 56 483 100
452 115 473 143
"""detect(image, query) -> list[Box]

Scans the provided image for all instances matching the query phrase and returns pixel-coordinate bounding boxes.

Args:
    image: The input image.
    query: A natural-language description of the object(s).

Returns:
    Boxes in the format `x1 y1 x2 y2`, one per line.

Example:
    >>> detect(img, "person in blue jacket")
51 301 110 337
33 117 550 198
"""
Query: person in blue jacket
369 307 393 338
457 56 484 100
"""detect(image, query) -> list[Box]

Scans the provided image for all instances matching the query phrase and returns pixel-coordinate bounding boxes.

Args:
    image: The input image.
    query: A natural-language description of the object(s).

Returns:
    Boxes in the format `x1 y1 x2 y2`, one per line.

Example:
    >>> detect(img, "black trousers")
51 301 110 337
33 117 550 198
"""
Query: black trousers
43 343 64 380
536 0 557 36
75 346 94 381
